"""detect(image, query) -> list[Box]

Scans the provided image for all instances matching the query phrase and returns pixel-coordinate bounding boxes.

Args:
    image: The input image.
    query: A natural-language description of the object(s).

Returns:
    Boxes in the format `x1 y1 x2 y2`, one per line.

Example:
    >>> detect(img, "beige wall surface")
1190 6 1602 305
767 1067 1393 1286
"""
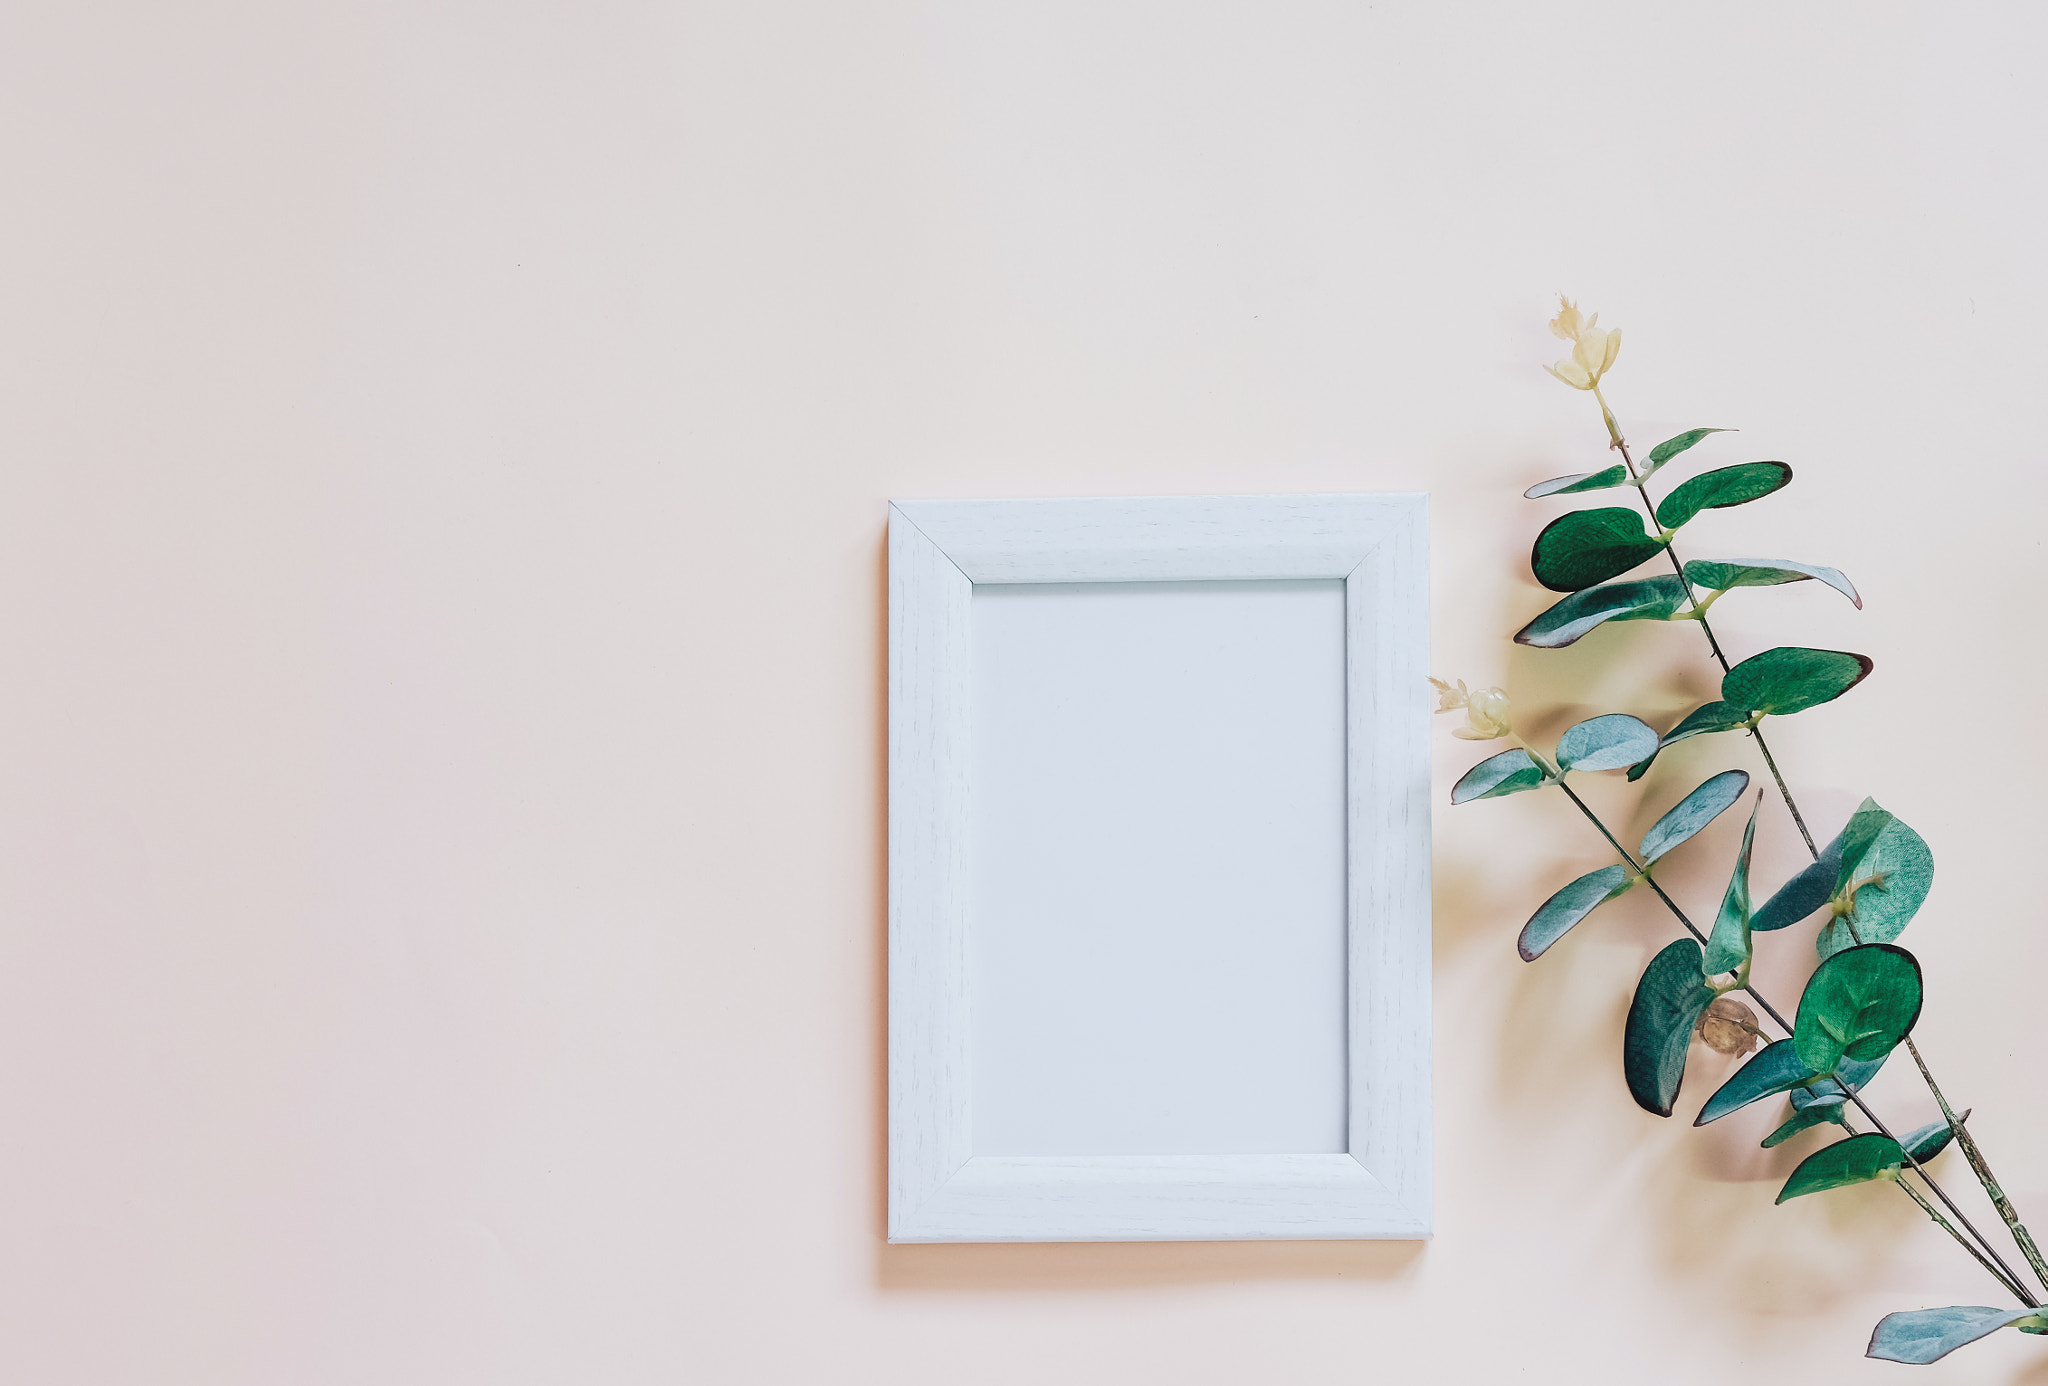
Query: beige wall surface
2 1 2045 1381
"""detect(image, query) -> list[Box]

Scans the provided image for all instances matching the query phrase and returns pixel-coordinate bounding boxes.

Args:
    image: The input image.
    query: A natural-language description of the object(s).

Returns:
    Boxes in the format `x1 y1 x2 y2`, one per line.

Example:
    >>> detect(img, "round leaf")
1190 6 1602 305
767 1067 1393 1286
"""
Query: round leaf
1683 557 1861 609
1514 576 1689 649
1720 646 1873 717
1623 939 1716 1117
1775 1132 1903 1203
1695 1037 1816 1126
1449 747 1547 804
1655 461 1793 529
1554 714 1659 773
1818 808 1933 959
1793 943 1923 1074
1646 426 1732 466
1524 465 1629 499
1868 1305 2048 1365
1639 769 1750 864
1518 865 1632 961
1530 507 1669 593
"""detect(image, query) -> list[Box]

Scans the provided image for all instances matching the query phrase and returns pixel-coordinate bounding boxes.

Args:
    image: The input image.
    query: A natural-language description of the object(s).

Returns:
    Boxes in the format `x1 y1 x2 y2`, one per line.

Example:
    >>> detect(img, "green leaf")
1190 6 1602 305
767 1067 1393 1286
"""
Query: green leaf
1752 824 1846 932
1682 558 1862 609
1554 714 1659 773
1623 939 1716 1117
1514 576 1690 649
1794 943 1923 1073
1524 466 1630 499
1695 1038 1817 1125
1702 796 1761 975
1720 646 1874 716
1762 1099 1847 1147
1899 1110 1970 1164
1817 799 1934 959
1639 769 1750 864
1530 507 1670 593
1868 1305 2048 1365
1518 865 1632 961
1623 701 1752 783
1655 462 1793 529
1449 747 1548 805
1795 1051 1889 1105
1646 427 1733 466
1776 1132 1903 1203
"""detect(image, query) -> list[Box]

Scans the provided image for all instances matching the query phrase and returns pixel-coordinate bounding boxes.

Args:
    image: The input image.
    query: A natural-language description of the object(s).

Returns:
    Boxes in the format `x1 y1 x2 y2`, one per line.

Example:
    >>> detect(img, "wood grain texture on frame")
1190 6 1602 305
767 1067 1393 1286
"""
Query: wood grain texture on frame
888 493 1431 1242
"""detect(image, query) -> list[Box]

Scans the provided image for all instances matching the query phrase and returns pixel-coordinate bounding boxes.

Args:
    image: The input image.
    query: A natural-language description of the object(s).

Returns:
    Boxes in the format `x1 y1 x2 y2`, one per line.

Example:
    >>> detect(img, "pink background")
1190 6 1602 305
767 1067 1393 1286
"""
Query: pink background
1 2 2044 1381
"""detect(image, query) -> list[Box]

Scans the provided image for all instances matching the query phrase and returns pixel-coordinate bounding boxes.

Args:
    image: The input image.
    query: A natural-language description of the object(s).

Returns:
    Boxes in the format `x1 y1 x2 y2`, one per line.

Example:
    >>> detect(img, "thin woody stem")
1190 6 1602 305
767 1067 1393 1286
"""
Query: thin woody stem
1551 779 2038 1304
1903 1034 2048 1295
1747 726 1819 857
1850 1109 2036 1304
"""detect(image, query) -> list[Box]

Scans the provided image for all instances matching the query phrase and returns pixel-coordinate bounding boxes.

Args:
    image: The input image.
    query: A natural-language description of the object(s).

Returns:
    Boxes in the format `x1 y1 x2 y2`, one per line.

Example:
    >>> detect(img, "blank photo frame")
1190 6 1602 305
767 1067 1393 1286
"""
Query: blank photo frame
888 494 1430 1242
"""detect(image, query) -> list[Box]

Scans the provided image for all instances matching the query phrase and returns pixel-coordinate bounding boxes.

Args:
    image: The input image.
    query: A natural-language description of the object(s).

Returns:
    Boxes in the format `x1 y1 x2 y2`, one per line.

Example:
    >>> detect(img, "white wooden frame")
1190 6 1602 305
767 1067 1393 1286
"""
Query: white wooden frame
888 494 1431 1242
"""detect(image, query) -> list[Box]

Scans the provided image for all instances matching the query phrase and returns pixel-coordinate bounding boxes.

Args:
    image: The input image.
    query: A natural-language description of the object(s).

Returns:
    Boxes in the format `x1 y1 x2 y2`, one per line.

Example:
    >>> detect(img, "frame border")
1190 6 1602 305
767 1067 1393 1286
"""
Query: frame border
889 493 1430 1242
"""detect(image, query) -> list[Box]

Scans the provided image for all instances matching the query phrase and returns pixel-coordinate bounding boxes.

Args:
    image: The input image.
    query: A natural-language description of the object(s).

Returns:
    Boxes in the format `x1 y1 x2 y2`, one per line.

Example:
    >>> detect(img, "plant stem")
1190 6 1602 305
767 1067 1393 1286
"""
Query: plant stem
1747 725 1819 857
1902 1035 2048 1295
1552 780 2039 1304
1848 1110 2037 1304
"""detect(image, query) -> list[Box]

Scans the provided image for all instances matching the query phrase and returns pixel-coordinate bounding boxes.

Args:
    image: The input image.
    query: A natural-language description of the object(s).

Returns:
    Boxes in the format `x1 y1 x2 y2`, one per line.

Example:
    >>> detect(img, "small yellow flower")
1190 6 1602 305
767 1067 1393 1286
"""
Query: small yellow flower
1428 675 1471 713
1548 299 1593 343
1544 296 1622 392
1429 676 1513 740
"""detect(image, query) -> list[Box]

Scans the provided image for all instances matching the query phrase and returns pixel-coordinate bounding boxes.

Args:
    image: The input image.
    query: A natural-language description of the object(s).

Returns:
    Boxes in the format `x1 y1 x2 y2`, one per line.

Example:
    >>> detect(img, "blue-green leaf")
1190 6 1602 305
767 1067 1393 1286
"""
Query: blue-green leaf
1817 798 1934 959
1899 1110 1970 1164
1518 865 1633 961
1514 576 1690 649
1868 1305 2048 1364
1524 466 1630 499
1683 558 1862 609
1702 796 1761 975
1656 462 1793 529
1794 944 1923 1073
1695 1038 1817 1125
1624 702 1752 783
1639 769 1750 864
1555 714 1659 773
1450 748 1547 805
1762 1099 1847 1147
1624 939 1716 1117
1753 824 1846 932
1646 427 1733 467
1796 1050 1889 1105
1776 1132 1903 1202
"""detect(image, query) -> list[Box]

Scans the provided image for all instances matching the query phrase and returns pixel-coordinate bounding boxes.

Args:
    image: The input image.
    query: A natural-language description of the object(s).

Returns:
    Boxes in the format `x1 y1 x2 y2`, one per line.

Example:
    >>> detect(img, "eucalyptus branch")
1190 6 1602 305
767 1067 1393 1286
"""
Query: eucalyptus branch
1609 427 1818 855
1463 297 2046 1364
1553 779 2037 1304
1605 390 2046 1296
